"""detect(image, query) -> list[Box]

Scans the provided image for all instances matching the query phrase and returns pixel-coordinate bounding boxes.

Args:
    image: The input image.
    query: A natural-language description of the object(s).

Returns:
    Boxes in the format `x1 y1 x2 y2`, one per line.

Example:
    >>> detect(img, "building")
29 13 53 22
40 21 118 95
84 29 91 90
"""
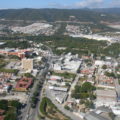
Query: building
96 90 117 106
84 112 109 120
49 75 62 81
0 49 31 59
49 86 68 92
22 58 33 72
53 53 82 73
15 77 33 91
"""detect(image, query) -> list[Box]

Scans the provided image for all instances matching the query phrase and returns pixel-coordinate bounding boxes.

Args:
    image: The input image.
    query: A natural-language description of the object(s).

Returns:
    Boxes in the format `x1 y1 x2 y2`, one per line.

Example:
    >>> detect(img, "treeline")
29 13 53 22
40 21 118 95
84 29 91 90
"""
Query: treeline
26 35 120 57
0 41 31 49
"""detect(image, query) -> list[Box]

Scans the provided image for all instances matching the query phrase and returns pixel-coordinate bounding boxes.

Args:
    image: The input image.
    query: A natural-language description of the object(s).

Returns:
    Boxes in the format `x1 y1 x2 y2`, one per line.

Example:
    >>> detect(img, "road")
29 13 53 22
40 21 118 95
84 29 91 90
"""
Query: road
20 59 51 119
114 78 120 100
45 88 82 120
20 67 46 120
113 64 120 101
20 44 83 120
113 60 120 101
67 74 80 102
25 46 53 120
28 66 49 120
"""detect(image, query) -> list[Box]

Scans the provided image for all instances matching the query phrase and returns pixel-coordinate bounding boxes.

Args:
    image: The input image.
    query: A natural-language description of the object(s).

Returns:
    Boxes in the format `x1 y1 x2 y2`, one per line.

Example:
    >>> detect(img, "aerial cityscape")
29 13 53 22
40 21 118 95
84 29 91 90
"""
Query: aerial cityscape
0 0 120 120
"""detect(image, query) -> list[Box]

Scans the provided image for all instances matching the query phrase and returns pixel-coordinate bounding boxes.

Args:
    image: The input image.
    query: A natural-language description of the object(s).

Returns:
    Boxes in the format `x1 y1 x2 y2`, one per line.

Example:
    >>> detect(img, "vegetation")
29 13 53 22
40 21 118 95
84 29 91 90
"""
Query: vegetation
0 68 18 74
40 97 70 120
0 41 31 49
0 59 7 68
105 72 116 78
24 73 34 78
64 105 71 111
51 71 76 79
8 55 20 60
30 81 42 108
71 82 96 100
0 100 22 120
0 8 120 22
102 65 107 69
26 35 120 58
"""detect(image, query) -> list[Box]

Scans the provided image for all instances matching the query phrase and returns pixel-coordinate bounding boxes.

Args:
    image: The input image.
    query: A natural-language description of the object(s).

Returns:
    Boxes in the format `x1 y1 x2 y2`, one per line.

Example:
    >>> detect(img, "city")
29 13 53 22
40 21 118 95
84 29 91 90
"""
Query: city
0 0 120 120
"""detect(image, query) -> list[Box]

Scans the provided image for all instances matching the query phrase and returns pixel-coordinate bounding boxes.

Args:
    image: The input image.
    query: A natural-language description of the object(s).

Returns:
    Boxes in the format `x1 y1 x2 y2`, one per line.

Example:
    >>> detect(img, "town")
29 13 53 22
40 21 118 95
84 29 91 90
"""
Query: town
0 2 120 120
0 38 120 120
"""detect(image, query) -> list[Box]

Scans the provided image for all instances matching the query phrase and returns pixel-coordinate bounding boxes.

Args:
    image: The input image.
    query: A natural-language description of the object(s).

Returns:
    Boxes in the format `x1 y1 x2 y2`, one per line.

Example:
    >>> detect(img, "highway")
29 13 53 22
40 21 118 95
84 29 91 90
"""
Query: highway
28 66 49 120
20 67 47 120
19 45 52 120
113 64 120 101
23 45 52 120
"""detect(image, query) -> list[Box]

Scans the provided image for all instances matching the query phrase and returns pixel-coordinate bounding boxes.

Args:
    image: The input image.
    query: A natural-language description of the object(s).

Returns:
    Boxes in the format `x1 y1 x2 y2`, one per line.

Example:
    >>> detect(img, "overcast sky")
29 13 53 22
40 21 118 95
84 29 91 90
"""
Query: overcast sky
0 0 120 9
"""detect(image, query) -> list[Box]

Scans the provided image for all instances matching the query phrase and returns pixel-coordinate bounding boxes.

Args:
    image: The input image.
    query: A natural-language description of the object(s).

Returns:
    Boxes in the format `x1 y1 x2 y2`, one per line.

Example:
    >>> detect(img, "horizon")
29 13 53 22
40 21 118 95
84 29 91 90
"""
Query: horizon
1 0 120 9
0 7 120 10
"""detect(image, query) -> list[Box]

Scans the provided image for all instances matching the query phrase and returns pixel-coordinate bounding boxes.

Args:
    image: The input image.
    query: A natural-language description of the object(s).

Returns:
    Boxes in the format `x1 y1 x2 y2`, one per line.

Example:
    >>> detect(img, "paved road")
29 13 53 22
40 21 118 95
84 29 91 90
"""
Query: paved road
27 47 53 120
22 70 44 120
19 44 53 120
67 74 80 102
113 70 120 101
29 67 48 120
112 62 120 101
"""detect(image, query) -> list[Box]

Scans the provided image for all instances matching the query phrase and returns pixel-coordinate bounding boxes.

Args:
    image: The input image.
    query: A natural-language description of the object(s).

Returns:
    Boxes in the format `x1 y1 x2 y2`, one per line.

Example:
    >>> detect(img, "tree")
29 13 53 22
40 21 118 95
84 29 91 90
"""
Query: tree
4 113 16 120
0 100 8 110
64 105 70 110
102 65 107 69
81 82 96 92
105 72 116 78
24 73 34 78
85 100 94 109
9 100 22 109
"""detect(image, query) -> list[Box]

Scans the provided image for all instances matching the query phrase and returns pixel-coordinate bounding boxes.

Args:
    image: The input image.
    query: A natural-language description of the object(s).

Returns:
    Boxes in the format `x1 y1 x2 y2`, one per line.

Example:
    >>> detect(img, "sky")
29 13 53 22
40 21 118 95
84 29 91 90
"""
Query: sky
0 0 120 9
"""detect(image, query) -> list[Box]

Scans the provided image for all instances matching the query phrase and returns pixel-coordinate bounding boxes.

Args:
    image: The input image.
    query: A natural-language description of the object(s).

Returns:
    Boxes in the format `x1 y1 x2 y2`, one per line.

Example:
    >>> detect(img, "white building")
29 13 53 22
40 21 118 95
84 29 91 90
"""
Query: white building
53 53 82 73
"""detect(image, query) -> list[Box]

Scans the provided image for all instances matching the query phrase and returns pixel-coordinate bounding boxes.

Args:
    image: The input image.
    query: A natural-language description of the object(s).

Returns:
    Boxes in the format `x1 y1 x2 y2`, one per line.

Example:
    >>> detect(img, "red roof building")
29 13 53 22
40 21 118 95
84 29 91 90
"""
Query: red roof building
15 78 33 92
0 49 32 59
0 116 4 120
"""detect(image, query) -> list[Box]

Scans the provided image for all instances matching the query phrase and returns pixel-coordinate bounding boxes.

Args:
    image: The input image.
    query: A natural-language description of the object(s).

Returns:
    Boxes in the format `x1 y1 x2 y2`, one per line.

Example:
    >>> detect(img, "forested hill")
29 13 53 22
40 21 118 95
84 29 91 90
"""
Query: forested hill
93 8 120 15
0 8 120 22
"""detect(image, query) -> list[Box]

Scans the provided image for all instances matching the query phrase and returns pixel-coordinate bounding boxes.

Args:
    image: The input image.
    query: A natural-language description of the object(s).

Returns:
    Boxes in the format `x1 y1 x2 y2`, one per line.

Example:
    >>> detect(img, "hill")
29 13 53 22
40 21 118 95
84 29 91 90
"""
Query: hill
0 8 120 22
93 8 120 15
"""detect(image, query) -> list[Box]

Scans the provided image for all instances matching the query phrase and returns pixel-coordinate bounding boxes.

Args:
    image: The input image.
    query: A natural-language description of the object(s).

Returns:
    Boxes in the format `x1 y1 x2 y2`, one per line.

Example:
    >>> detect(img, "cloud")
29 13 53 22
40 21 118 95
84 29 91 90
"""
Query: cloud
48 0 120 9
109 0 120 8
48 2 69 8
75 0 104 8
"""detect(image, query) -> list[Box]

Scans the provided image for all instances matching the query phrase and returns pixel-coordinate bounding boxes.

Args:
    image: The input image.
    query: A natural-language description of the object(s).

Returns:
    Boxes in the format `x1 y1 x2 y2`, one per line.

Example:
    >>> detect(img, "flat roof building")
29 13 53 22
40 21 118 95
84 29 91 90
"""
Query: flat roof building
96 89 117 106
84 112 109 120
22 58 33 72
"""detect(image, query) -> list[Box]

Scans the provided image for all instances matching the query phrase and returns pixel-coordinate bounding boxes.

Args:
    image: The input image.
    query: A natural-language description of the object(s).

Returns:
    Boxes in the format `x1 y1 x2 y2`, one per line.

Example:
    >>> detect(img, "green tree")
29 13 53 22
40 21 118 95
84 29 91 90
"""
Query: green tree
4 113 16 120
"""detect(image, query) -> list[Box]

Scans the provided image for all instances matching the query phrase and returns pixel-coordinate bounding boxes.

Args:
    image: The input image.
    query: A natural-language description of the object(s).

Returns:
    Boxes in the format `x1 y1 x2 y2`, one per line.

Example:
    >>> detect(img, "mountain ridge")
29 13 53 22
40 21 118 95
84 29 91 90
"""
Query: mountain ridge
0 8 120 22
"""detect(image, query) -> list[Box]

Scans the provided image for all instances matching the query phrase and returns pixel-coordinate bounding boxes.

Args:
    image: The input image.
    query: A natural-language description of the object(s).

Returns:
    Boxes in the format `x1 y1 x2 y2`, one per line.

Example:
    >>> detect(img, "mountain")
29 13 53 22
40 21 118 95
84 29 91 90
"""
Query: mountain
93 8 120 15
0 8 120 22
